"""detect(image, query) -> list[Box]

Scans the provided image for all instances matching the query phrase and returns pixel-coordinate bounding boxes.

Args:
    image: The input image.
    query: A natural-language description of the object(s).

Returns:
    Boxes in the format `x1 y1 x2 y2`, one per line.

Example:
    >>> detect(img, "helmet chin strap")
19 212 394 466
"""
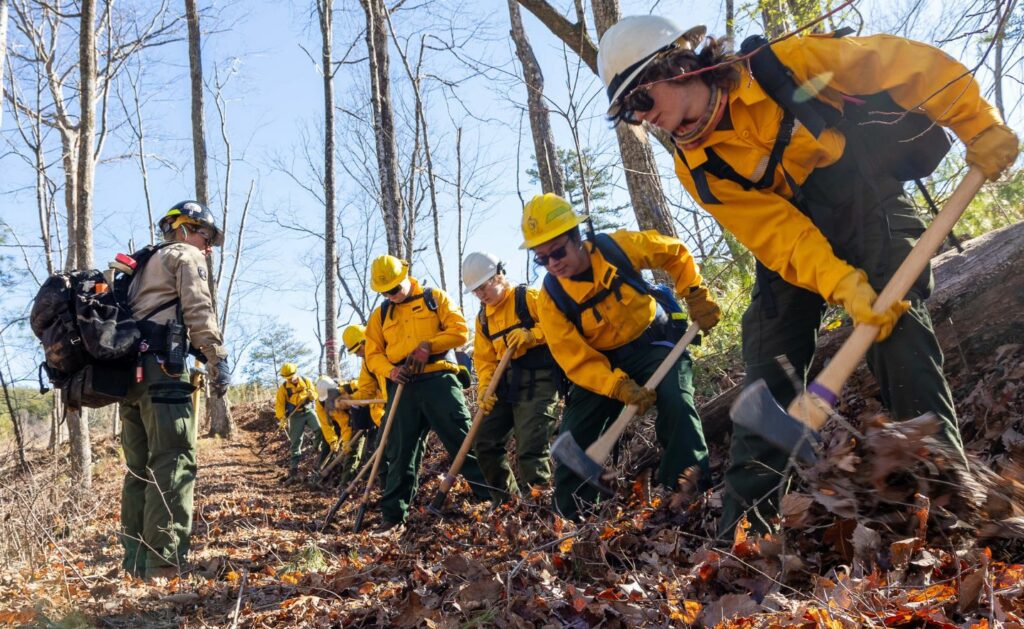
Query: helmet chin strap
672 83 727 150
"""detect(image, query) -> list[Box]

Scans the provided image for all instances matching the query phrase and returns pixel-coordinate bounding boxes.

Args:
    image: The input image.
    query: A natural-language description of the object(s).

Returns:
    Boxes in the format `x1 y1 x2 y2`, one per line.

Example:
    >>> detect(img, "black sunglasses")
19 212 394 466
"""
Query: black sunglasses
533 241 572 267
616 86 656 125
380 285 401 296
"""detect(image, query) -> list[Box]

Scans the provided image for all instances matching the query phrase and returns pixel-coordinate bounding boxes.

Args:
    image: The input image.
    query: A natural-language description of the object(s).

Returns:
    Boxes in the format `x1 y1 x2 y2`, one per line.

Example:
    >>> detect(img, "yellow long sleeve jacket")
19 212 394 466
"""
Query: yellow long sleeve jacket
537 230 702 398
673 33 1004 302
473 285 547 397
352 361 386 427
275 376 315 421
314 379 358 448
365 277 468 381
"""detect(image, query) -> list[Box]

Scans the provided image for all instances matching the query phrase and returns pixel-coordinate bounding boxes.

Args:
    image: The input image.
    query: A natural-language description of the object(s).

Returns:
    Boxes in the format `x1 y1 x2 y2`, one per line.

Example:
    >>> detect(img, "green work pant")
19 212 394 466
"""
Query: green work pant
119 353 197 575
287 406 324 471
474 368 560 502
719 150 963 542
380 373 490 524
339 429 371 484
554 345 709 521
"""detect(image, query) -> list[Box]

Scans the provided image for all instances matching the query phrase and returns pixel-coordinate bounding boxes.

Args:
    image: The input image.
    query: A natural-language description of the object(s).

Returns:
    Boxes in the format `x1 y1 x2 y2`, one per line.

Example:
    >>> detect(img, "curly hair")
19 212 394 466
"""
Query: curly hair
636 37 739 91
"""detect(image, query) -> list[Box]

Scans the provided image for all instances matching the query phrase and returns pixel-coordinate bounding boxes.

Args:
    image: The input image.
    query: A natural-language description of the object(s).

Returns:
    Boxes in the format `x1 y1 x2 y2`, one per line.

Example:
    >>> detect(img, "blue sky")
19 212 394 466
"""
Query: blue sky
1 0 1019 384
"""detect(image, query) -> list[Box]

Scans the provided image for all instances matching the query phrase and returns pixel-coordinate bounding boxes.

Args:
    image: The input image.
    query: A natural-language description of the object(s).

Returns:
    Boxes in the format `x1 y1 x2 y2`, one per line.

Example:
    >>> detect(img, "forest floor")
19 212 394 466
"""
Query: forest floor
1 343 1023 627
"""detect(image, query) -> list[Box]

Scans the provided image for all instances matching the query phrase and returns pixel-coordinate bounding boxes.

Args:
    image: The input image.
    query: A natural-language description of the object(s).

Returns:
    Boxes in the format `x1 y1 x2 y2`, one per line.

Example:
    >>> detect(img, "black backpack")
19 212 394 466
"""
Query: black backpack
30 242 174 408
478 284 534 341
678 32 951 207
379 286 437 321
542 233 684 337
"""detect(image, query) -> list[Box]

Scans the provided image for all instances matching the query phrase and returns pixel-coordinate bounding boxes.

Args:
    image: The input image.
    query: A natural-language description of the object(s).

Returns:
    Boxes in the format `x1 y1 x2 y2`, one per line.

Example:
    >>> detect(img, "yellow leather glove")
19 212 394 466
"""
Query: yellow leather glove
682 284 722 332
330 438 341 453
611 378 657 415
830 269 911 342
505 327 536 350
478 393 498 415
966 124 1019 181
277 417 287 430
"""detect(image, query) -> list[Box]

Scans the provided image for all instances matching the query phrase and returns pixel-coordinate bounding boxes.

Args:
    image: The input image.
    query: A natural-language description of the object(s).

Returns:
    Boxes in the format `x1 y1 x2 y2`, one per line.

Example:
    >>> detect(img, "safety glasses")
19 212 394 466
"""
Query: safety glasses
196 227 216 247
616 86 656 126
532 240 572 267
379 284 402 297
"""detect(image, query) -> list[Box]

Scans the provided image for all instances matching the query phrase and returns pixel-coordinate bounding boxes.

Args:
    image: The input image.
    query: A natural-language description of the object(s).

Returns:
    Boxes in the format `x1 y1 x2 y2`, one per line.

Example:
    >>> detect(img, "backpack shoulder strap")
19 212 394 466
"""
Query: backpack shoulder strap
379 300 391 323
592 233 650 297
423 287 438 311
477 306 489 339
542 273 584 335
513 284 534 329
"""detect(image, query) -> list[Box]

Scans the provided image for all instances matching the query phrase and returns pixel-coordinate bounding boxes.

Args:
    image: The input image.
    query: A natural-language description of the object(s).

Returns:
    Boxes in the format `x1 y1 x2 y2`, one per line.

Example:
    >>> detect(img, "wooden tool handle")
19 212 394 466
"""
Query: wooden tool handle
585 321 702 465
338 398 386 407
793 167 987 430
437 350 515 495
356 384 405 508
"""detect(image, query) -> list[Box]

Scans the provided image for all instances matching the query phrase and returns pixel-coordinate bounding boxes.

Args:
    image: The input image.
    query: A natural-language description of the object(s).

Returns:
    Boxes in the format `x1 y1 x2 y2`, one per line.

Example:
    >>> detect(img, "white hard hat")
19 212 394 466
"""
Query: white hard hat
462 252 501 294
597 16 706 116
316 376 337 402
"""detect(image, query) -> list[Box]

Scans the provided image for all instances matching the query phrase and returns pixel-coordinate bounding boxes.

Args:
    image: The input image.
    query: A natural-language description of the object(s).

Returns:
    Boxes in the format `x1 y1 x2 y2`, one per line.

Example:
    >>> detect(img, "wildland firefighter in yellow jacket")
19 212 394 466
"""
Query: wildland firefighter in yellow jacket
275 363 327 483
521 193 720 520
596 16 1020 540
314 325 387 483
364 255 490 533
463 251 560 503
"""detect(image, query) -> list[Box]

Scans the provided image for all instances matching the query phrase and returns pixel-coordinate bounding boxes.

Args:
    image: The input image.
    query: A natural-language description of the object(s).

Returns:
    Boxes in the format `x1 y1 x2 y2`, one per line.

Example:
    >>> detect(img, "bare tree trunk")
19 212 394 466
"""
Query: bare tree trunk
61 134 79 270
508 0 563 196
319 0 339 377
63 0 98 490
455 127 464 312
360 0 405 258
993 0 1005 120
0 0 7 130
726 0 735 43
186 0 232 437
0 368 28 469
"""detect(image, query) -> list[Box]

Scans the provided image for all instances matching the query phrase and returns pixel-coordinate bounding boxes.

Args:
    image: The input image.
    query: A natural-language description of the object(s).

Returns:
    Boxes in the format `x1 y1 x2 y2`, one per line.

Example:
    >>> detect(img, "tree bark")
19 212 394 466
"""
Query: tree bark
63 0 98 490
508 0 563 196
0 0 7 130
697 221 1024 440
360 0 405 258
318 0 340 377
185 0 232 437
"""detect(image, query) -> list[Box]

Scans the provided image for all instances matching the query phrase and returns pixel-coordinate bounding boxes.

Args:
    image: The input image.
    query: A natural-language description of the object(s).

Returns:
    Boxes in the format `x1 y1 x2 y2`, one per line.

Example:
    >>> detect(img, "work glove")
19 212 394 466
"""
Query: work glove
682 284 722 332
405 341 432 375
830 269 911 342
505 328 536 351
330 438 341 453
965 123 1019 181
388 365 411 384
209 357 232 397
611 378 657 415
277 417 287 430
350 405 374 431
478 393 498 415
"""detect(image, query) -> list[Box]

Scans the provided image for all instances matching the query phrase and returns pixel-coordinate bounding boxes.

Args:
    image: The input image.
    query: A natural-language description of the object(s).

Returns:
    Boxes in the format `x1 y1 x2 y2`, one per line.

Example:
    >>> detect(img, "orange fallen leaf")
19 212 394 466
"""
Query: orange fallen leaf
559 538 574 553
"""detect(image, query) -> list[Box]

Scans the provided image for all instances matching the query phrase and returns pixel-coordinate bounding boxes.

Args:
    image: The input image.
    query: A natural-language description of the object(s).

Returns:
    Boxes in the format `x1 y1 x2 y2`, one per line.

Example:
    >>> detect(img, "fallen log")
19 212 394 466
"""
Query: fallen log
698 220 1024 441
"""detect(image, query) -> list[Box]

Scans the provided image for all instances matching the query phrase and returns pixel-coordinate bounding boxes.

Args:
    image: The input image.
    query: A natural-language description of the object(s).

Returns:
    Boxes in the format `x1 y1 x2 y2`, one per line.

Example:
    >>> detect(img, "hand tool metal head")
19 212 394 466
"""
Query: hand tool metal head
550 432 615 496
729 379 820 464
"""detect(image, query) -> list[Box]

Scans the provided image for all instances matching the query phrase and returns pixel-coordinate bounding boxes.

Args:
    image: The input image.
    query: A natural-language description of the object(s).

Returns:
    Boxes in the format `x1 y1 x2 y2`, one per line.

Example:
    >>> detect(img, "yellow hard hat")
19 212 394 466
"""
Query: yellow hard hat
279 363 298 378
342 324 367 352
519 193 581 249
370 255 409 293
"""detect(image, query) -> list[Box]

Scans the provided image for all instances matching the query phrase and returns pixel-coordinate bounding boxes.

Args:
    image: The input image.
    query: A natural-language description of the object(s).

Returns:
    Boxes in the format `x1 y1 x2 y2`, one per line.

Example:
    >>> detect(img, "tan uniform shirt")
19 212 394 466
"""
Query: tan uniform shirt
128 242 226 365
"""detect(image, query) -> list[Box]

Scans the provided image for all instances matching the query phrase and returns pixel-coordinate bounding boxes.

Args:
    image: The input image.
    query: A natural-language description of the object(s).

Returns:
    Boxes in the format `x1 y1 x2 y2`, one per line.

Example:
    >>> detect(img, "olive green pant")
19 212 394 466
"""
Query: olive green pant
554 345 709 521
380 373 490 524
719 151 963 541
287 406 325 471
474 368 560 502
119 353 197 575
339 429 371 484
